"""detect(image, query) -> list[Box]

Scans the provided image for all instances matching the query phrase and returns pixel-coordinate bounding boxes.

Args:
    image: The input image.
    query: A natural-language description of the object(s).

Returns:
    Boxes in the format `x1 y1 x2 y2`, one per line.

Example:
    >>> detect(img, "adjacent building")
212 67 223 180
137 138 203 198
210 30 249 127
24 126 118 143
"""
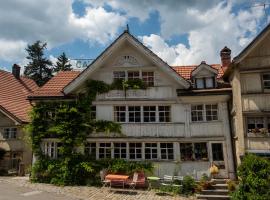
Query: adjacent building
29 31 235 179
224 24 270 165
0 64 38 173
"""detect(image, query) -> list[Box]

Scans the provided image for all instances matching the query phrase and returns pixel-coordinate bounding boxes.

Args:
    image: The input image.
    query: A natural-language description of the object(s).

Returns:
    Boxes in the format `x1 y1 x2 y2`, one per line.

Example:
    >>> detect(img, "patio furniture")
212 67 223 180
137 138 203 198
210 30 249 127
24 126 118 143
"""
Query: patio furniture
127 172 146 189
161 175 173 186
100 170 111 187
105 174 129 188
172 176 183 187
147 176 161 190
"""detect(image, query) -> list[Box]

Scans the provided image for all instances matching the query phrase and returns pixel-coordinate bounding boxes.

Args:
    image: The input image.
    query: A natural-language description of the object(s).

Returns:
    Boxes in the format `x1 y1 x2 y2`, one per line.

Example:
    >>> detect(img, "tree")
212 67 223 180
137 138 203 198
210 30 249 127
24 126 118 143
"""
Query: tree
54 52 72 73
24 41 53 86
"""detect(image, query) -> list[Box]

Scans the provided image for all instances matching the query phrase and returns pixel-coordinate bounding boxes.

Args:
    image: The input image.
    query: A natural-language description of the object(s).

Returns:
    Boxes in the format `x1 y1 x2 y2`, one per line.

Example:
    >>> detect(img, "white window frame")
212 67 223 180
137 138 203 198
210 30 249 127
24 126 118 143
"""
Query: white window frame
142 71 154 87
262 73 270 89
114 142 127 159
85 142 96 158
98 143 112 159
205 104 218 121
191 104 219 122
114 106 126 122
3 127 17 139
144 143 158 160
129 143 142 160
158 106 171 122
128 106 141 123
43 141 59 159
191 105 204 122
113 71 125 81
160 143 174 160
180 142 208 161
143 106 156 122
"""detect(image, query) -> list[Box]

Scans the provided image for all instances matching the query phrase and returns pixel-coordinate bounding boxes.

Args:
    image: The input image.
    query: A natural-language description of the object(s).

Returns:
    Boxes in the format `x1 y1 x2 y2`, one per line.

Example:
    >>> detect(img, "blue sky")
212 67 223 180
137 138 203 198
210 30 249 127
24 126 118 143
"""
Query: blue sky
0 0 269 72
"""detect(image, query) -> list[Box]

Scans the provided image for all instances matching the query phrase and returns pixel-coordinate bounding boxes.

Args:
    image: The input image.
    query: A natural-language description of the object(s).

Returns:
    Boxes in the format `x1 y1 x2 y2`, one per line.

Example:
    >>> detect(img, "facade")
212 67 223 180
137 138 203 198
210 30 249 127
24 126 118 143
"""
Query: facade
0 65 38 172
224 24 270 165
29 31 235 179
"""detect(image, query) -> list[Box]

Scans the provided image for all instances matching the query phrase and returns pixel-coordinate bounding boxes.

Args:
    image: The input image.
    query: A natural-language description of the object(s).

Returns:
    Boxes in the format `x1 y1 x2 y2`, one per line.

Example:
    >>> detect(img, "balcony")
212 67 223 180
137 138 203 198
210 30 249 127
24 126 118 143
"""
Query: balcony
96 86 175 100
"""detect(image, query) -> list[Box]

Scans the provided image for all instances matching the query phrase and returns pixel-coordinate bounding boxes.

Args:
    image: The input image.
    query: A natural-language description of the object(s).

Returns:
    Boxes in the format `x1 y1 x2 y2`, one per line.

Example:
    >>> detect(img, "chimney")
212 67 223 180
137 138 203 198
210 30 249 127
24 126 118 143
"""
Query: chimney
12 64 21 79
220 46 231 67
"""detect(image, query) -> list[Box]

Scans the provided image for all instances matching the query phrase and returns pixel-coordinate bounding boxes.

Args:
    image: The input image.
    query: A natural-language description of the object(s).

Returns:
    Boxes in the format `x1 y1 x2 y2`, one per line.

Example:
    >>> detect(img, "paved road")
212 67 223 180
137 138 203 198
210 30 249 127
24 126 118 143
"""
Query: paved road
0 181 79 200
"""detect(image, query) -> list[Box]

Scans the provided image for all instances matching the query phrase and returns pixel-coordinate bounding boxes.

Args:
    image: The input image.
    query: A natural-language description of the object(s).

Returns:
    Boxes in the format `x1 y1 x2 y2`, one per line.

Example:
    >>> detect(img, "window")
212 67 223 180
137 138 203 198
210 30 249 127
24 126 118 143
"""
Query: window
129 143 142 159
191 105 203 122
128 71 140 80
196 78 204 89
212 143 224 161
205 77 214 88
205 104 218 121
196 77 215 89
180 142 208 161
194 143 208 160
113 71 125 81
145 143 158 160
3 128 17 139
128 106 141 122
85 143 96 159
143 106 156 122
180 143 193 161
114 143 127 159
43 141 59 158
160 143 174 160
262 74 270 89
99 143 111 159
158 106 171 122
90 106 96 120
114 106 126 122
247 117 264 132
142 72 154 86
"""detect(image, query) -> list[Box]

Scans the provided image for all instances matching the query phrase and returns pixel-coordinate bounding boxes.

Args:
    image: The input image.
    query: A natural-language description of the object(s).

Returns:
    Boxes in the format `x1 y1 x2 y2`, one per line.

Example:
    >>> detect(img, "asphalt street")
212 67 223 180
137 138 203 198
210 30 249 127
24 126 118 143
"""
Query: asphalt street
0 181 79 200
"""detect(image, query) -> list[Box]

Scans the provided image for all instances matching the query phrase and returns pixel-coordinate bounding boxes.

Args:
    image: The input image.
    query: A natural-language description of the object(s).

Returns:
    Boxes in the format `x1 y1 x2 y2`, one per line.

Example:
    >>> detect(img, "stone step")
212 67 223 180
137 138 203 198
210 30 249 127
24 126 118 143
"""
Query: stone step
201 189 229 196
213 184 228 190
197 194 230 200
211 179 228 184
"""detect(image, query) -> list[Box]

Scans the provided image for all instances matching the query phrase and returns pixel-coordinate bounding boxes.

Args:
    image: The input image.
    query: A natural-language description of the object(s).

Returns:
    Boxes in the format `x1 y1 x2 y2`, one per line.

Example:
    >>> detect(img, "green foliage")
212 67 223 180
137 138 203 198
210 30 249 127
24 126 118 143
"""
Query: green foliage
232 154 270 200
54 52 72 73
227 180 237 192
111 79 147 90
159 184 182 195
24 40 53 86
182 176 196 195
0 148 6 160
31 157 153 186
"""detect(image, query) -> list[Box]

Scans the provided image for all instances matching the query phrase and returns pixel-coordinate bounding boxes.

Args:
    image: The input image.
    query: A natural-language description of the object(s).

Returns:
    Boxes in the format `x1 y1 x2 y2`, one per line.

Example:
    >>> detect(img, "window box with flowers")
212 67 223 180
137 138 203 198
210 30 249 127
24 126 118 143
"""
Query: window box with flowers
246 117 270 137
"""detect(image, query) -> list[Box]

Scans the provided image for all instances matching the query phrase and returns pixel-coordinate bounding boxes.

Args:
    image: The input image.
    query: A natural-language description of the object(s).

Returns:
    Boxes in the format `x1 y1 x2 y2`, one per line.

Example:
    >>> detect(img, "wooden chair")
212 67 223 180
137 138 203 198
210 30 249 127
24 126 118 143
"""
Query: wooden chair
128 172 139 189
127 172 146 189
100 170 111 187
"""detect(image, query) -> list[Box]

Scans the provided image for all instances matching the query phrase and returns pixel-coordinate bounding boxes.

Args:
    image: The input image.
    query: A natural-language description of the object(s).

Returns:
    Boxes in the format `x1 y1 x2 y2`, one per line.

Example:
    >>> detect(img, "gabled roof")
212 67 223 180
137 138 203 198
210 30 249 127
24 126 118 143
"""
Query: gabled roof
191 61 218 77
28 71 80 99
172 64 224 80
0 69 39 123
64 31 190 94
234 23 270 63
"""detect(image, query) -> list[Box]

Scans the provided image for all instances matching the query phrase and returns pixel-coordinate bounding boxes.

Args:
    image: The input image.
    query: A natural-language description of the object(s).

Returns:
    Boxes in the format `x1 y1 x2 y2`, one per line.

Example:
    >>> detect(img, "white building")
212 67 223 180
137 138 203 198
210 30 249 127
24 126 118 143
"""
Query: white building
29 31 235 179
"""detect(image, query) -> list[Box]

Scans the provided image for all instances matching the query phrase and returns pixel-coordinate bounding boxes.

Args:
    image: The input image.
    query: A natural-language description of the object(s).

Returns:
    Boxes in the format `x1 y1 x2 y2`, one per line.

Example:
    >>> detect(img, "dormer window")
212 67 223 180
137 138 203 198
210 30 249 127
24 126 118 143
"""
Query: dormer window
195 77 215 89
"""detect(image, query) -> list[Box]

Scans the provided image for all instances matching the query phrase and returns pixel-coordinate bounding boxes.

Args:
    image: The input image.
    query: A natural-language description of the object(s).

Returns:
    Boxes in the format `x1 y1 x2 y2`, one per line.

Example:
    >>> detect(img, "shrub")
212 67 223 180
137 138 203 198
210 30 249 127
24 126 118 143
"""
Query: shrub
227 180 237 192
31 157 153 186
182 176 196 195
232 154 270 200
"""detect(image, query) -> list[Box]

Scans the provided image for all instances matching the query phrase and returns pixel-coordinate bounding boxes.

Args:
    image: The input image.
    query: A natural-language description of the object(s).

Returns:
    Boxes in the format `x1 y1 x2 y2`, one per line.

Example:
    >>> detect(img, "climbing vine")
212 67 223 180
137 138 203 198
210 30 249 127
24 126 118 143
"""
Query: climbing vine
25 79 151 185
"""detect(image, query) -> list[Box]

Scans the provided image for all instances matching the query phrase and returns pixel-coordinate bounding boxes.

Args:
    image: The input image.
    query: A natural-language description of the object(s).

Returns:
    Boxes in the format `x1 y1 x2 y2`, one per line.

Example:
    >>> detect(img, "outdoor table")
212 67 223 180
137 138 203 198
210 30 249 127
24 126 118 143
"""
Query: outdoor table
105 174 129 188
147 176 161 190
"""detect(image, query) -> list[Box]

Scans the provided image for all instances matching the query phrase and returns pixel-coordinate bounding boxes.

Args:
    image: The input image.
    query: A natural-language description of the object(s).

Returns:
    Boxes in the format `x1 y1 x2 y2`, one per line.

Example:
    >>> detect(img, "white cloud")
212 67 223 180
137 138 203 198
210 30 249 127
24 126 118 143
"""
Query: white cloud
0 0 127 62
141 2 265 65
0 39 27 62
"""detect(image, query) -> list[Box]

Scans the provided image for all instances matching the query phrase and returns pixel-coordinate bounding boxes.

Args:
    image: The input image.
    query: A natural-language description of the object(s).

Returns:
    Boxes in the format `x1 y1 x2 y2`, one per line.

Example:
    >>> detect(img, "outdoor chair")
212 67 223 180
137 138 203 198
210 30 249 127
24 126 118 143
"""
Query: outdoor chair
127 172 146 189
100 170 111 187
161 175 173 186
172 176 183 187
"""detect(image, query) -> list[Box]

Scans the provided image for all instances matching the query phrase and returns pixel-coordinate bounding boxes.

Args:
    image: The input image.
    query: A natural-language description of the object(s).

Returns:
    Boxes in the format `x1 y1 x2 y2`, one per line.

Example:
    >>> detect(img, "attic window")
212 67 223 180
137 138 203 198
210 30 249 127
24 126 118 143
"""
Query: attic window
195 77 214 89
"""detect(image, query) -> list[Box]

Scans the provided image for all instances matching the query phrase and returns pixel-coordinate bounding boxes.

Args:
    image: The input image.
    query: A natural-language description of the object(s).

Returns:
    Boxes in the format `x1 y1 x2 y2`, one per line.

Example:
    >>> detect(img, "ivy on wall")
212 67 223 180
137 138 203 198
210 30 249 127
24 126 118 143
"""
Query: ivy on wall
25 79 152 186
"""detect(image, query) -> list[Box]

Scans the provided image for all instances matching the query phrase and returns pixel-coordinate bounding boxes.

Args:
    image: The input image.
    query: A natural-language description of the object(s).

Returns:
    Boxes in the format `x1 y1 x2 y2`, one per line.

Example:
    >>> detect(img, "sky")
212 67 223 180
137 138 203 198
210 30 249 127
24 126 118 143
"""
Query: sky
0 0 269 72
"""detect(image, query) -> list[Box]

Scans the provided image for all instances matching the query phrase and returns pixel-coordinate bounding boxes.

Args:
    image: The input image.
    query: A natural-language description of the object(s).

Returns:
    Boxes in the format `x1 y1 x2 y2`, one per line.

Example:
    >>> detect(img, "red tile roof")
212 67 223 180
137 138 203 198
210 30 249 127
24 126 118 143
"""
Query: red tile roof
172 64 225 80
0 70 38 123
29 71 80 98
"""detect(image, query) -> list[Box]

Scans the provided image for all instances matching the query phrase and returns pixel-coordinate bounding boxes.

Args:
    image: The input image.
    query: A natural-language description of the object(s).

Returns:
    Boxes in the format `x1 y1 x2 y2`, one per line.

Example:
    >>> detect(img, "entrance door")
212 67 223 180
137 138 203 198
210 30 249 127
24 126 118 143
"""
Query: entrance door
210 142 228 178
